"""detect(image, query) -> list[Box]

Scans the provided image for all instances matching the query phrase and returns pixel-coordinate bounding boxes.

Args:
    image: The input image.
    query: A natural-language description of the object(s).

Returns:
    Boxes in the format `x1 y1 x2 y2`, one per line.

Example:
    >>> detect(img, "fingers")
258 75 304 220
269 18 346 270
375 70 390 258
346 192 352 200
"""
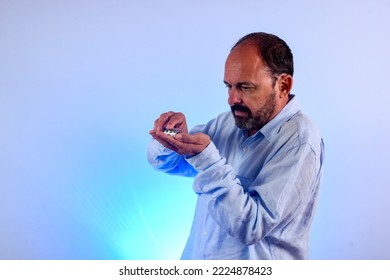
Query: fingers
153 133 178 151
177 133 211 148
151 130 211 156
150 111 188 135
152 111 175 133
165 112 185 130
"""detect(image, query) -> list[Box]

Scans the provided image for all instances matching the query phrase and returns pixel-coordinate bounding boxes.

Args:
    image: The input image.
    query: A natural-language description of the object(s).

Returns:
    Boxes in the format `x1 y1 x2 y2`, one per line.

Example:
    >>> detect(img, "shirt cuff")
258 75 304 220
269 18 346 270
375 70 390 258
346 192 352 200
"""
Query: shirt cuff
185 141 222 172
148 139 174 157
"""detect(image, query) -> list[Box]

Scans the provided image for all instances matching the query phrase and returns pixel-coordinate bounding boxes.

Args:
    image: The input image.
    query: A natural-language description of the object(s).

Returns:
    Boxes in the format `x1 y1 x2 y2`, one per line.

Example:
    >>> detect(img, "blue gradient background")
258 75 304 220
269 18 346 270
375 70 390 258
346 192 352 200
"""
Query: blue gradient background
1 0 389 259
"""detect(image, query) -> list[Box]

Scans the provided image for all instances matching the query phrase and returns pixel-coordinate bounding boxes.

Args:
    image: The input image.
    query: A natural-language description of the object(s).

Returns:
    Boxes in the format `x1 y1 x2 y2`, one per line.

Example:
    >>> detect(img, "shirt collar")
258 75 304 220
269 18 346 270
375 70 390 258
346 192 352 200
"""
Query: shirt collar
253 94 301 141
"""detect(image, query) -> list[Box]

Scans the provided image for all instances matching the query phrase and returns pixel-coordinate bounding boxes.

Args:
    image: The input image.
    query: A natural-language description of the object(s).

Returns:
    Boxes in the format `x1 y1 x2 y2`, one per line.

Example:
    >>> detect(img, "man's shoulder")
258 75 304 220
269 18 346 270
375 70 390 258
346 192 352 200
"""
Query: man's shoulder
291 111 321 138
282 111 323 152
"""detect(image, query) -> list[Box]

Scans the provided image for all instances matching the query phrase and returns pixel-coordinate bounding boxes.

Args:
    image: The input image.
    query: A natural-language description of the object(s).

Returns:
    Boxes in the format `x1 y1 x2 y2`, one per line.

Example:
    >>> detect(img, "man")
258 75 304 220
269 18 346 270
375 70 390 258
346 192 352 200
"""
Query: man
147 32 324 259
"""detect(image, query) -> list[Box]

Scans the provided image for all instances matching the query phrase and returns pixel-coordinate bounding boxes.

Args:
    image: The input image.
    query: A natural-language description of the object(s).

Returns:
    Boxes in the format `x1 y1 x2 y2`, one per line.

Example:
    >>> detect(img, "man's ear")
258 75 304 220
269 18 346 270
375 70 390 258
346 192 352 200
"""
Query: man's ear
277 74 293 98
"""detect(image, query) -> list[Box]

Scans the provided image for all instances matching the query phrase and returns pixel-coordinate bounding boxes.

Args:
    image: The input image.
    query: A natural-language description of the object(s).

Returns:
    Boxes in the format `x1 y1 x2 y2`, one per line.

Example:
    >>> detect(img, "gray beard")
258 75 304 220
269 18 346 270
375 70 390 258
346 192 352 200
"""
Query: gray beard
233 91 276 131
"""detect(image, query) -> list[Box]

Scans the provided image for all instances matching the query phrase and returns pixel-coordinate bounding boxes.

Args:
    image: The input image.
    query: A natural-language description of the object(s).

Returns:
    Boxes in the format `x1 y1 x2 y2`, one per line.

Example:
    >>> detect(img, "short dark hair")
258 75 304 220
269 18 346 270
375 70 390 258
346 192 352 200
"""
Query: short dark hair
232 32 294 77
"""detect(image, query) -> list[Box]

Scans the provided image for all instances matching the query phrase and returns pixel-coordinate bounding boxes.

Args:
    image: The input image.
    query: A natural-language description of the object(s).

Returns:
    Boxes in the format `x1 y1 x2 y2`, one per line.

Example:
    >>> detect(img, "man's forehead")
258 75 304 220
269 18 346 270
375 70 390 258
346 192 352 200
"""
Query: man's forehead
225 49 269 77
226 44 266 69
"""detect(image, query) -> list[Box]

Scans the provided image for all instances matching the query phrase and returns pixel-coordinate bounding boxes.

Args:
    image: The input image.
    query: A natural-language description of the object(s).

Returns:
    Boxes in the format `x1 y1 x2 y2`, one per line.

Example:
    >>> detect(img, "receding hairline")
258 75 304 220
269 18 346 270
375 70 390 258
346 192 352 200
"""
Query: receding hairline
230 32 294 77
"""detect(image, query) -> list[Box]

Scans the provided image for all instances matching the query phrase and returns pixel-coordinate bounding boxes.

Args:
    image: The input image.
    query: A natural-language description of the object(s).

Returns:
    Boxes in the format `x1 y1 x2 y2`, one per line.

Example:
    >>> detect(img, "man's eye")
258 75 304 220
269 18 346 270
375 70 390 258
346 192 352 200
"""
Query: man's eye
241 85 254 91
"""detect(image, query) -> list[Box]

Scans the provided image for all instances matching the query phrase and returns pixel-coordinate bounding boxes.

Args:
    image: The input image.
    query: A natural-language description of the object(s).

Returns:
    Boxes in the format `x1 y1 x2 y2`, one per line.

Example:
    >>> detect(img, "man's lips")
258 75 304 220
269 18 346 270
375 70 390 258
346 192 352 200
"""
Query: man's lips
234 110 249 118
231 104 250 118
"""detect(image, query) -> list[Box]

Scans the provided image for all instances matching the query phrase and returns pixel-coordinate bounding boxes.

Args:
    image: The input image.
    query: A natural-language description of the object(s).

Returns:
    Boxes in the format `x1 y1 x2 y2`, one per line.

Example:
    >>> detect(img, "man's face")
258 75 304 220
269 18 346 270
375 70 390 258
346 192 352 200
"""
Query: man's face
224 43 286 135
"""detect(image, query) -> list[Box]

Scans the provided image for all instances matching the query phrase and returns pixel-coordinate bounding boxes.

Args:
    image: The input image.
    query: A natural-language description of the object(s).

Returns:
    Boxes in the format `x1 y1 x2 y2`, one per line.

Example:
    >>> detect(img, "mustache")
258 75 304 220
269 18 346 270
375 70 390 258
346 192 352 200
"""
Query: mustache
231 104 251 114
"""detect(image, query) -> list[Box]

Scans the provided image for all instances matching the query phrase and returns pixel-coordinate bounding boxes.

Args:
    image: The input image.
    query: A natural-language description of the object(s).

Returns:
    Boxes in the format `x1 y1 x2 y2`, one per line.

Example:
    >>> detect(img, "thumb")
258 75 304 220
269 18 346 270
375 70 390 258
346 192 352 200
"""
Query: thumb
174 132 197 143
176 132 210 146
174 132 185 142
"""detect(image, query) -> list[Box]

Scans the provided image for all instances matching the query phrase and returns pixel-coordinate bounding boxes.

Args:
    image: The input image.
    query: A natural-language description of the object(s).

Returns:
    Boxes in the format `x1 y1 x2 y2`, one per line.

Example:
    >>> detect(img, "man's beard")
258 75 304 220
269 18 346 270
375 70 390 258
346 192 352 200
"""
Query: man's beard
231 91 276 131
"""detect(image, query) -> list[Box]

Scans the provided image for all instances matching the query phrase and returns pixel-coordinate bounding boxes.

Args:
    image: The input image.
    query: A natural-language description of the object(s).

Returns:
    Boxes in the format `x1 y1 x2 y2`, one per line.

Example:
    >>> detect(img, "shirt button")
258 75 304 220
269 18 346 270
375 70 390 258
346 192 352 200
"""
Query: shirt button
202 230 208 236
242 147 248 152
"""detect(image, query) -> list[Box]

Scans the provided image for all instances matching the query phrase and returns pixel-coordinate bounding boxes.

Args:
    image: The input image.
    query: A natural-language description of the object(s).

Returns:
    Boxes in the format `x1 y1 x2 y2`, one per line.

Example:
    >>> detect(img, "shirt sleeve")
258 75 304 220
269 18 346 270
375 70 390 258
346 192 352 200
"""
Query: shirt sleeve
146 139 198 177
185 141 320 245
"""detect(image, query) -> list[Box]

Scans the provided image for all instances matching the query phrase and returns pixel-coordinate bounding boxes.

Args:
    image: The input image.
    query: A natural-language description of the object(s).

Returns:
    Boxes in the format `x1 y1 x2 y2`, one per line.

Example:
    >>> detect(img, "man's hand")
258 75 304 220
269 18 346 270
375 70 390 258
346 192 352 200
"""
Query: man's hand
166 132 210 156
149 111 211 156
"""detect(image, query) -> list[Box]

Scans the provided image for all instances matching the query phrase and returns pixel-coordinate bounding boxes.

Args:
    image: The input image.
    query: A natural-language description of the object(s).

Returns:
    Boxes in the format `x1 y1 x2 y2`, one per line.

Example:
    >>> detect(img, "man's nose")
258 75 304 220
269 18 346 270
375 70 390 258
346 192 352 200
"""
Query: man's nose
228 88 243 105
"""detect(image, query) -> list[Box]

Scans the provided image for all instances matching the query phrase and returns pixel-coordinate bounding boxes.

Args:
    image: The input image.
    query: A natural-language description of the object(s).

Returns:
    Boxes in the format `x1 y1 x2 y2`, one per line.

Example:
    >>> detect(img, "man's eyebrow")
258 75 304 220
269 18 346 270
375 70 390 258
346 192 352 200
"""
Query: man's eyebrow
223 81 246 85
223 81 256 88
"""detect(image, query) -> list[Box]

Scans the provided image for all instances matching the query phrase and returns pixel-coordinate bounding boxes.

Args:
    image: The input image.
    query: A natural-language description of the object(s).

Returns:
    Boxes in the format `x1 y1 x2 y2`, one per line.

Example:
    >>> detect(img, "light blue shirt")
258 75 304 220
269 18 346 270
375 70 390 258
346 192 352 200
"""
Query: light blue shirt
147 96 324 259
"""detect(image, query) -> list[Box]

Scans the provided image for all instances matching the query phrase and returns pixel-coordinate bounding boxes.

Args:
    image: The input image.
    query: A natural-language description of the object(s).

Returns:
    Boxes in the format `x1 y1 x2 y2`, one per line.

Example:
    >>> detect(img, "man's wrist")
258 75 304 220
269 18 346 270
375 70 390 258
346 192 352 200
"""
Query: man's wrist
185 142 221 171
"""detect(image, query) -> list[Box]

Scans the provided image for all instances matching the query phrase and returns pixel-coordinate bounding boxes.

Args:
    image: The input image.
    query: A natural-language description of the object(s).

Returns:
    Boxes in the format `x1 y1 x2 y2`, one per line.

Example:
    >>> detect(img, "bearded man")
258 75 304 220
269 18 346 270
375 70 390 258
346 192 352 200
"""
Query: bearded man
147 32 324 260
